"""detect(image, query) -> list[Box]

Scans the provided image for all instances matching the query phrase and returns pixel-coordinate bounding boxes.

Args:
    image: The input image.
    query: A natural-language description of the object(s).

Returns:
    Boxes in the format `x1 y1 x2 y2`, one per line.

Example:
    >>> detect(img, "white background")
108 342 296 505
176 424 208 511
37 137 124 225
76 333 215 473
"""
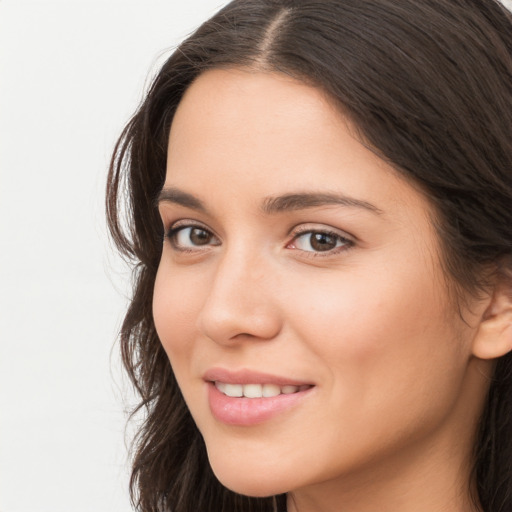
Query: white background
1 1 511 512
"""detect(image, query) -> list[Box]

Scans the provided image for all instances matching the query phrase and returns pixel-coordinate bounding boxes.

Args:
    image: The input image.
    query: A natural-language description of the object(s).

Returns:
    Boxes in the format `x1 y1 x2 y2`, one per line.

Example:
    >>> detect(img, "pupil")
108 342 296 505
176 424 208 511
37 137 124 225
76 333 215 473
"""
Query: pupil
190 228 210 245
311 233 336 251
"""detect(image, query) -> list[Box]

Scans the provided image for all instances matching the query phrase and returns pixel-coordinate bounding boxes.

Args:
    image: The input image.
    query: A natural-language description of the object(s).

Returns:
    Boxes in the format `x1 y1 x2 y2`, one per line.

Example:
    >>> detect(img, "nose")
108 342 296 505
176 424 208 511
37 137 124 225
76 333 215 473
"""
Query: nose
197 249 282 345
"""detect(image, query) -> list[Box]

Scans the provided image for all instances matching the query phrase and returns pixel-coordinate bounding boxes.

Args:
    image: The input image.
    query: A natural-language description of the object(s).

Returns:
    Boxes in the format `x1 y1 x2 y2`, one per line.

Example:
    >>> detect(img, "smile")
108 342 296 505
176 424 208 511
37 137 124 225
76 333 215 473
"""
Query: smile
205 371 314 426
214 381 312 398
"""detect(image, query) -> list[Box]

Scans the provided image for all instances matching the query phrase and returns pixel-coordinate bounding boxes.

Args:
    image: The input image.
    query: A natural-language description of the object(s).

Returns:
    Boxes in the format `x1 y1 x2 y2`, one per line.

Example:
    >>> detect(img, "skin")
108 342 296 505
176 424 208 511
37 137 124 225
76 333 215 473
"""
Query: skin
153 68 496 512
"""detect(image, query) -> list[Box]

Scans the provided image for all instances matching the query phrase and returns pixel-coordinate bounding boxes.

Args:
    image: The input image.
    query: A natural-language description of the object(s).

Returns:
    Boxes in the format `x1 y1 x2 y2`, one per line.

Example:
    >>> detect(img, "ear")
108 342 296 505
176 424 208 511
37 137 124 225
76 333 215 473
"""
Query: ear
472 273 512 360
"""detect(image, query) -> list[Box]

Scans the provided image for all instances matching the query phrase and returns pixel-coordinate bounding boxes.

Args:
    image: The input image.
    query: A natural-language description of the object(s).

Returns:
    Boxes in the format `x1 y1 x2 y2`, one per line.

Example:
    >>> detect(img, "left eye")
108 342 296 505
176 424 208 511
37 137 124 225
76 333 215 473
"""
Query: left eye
168 226 220 249
290 231 350 253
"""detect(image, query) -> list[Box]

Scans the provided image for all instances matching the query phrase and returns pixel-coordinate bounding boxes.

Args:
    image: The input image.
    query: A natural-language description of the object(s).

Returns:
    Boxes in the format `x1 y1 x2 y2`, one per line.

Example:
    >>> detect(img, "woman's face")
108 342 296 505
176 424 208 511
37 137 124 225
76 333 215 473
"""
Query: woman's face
153 69 487 500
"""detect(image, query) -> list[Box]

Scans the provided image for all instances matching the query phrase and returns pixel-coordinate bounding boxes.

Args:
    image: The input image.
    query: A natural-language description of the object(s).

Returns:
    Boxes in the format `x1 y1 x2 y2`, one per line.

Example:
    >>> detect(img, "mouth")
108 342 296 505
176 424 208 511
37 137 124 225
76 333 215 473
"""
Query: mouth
214 381 312 398
204 368 315 426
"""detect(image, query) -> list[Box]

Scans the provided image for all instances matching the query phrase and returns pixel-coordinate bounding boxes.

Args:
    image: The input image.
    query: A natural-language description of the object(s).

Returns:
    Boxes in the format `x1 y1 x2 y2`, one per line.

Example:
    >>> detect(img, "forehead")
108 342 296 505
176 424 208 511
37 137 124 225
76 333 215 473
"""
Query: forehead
166 68 431 218
169 68 342 162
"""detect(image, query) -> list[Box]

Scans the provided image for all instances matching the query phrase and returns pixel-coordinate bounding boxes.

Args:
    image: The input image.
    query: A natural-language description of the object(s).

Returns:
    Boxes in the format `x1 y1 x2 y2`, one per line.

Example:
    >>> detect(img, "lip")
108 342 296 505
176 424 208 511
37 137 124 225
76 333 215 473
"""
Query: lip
203 367 313 387
204 367 314 426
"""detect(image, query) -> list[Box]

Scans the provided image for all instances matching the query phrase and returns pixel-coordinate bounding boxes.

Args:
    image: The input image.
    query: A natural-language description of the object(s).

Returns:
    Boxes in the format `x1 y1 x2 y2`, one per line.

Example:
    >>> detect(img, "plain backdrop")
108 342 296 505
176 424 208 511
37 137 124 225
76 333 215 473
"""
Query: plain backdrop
1 1 511 512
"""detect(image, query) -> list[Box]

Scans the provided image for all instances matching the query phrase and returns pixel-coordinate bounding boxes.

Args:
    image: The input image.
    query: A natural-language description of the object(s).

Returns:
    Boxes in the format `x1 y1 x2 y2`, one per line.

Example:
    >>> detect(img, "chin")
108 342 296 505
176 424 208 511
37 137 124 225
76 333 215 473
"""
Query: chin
214 474 286 498
207 450 292 497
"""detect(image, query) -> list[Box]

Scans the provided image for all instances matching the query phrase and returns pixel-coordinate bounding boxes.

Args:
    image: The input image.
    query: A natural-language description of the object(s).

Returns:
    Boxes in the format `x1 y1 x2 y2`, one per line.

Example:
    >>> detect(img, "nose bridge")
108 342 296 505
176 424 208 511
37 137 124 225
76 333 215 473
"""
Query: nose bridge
197 242 281 344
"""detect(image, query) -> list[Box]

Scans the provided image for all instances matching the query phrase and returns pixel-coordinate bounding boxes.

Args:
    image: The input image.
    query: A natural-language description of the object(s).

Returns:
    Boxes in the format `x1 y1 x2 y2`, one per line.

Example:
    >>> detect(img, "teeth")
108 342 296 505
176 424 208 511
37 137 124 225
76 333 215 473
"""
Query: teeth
221 383 243 397
243 384 262 398
262 384 281 397
215 382 305 398
215 381 226 393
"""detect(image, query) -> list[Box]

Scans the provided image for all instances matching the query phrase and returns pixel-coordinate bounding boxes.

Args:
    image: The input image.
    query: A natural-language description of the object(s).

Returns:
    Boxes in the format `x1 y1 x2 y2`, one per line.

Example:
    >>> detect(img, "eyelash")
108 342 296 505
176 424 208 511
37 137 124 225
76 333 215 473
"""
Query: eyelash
165 222 220 253
164 222 354 257
287 226 354 257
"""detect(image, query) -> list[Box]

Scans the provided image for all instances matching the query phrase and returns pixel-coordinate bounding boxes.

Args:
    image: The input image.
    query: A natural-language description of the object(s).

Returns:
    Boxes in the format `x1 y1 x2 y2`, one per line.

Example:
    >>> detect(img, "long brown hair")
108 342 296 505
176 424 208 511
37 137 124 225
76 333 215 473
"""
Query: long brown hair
106 1 512 510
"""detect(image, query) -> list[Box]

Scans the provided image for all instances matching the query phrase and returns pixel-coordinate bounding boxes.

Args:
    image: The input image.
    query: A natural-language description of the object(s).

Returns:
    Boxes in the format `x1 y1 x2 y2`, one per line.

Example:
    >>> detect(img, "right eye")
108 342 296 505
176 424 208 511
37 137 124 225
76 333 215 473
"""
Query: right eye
166 225 220 251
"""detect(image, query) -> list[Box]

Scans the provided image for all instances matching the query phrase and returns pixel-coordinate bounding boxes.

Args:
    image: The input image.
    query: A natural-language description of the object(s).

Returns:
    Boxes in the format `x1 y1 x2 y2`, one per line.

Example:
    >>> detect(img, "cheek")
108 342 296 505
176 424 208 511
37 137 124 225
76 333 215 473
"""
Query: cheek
152 262 203 364
284 257 466 413
283 265 430 355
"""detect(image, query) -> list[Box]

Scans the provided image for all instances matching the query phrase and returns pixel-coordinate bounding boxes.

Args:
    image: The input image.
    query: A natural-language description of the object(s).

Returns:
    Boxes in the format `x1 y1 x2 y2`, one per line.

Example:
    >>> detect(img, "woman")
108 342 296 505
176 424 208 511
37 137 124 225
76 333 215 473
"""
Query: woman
106 1 512 511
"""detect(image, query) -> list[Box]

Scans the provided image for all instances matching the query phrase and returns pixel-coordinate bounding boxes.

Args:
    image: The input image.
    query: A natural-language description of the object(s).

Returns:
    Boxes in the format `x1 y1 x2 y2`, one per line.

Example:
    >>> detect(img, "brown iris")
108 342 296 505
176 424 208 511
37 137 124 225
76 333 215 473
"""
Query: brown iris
189 228 213 246
309 232 338 251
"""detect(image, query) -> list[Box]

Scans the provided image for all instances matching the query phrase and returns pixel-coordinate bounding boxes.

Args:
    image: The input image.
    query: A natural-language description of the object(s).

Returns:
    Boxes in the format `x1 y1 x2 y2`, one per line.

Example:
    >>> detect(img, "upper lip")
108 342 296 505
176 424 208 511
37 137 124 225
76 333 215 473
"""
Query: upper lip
203 367 313 387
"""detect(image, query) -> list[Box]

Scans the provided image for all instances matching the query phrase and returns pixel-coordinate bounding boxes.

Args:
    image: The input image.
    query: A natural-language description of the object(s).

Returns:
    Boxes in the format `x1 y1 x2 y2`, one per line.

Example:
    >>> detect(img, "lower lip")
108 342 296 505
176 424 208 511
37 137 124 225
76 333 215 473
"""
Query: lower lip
207 382 312 426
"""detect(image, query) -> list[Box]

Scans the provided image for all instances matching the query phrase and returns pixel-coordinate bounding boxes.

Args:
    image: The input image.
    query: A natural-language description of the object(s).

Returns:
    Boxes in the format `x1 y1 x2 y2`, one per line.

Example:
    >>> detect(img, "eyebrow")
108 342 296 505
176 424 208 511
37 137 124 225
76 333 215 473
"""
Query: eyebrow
157 187 207 212
157 187 382 215
261 192 382 215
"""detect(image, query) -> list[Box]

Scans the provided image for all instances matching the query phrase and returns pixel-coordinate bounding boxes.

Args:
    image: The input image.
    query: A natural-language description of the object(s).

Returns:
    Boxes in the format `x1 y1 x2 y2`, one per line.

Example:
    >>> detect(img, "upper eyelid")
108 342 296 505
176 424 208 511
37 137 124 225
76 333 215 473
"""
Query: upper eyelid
165 223 220 243
158 204 211 227
163 218 355 246
289 223 355 241
164 218 217 236
289 228 353 247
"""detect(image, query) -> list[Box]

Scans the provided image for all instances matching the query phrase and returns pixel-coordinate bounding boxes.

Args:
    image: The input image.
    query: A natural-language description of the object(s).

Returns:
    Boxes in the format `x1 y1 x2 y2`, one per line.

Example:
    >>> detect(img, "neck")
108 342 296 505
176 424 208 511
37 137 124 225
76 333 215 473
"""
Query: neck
287 447 481 512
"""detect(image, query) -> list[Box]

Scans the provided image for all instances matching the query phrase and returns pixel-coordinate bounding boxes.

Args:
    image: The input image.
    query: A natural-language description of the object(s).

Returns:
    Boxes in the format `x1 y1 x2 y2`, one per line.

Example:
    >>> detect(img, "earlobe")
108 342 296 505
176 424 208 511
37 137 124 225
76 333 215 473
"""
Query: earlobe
472 279 512 360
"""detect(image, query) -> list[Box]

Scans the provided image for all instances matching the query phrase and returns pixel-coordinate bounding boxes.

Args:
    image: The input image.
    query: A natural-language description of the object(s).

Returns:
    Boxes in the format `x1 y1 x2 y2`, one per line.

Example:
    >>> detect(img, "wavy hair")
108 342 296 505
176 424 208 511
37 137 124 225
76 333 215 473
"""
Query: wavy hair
106 1 512 510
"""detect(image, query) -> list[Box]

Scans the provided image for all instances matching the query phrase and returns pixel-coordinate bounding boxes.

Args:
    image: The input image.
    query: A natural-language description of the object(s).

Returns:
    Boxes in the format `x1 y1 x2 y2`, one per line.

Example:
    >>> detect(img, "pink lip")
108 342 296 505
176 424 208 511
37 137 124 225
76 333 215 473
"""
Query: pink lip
204 367 314 426
203 367 312 387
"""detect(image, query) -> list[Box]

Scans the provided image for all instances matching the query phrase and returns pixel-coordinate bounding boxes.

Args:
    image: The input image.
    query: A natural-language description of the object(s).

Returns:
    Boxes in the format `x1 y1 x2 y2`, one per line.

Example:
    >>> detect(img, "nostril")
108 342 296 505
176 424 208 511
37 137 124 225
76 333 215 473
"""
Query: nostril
197 294 282 345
